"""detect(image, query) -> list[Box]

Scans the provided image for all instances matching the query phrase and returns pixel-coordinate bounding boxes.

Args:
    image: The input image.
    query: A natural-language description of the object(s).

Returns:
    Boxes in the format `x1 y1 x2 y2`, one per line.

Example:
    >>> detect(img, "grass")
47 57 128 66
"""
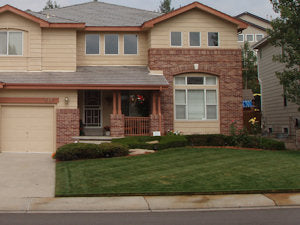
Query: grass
55 147 300 197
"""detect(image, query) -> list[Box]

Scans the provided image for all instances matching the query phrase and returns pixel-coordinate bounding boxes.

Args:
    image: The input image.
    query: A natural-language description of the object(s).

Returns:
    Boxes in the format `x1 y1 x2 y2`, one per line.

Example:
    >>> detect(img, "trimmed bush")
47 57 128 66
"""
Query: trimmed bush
186 134 228 146
154 135 188 150
99 143 129 158
55 143 102 161
55 143 129 161
259 137 286 150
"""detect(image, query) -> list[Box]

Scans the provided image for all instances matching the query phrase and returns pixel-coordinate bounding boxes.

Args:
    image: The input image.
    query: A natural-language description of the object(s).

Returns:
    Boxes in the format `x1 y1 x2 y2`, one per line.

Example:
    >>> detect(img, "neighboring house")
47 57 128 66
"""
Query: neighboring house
254 38 300 149
235 12 271 47
0 1 247 153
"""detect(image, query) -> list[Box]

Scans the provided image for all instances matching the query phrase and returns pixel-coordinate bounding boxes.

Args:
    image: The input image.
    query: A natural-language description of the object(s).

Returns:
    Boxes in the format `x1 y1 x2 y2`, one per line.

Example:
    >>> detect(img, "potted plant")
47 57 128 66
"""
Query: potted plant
104 126 110 136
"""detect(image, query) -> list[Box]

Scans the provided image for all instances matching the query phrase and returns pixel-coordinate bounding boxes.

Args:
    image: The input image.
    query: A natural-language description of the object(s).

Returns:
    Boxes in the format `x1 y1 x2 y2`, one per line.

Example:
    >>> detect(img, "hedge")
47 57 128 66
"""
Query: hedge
54 143 129 161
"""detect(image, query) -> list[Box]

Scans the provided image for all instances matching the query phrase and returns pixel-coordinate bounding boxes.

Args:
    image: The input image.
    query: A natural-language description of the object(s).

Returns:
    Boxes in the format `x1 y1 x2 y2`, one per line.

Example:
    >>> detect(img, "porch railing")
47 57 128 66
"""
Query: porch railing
124 117 150 136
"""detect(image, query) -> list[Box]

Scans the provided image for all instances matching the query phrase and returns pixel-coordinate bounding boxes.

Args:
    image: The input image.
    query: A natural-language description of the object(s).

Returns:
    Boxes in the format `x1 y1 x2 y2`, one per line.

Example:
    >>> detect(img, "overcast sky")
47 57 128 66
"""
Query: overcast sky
1 0 278 20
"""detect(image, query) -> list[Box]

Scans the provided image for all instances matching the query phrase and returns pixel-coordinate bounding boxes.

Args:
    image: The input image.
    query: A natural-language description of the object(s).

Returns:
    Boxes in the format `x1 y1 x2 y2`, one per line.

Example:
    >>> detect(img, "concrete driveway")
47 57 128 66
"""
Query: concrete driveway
0 153 55 198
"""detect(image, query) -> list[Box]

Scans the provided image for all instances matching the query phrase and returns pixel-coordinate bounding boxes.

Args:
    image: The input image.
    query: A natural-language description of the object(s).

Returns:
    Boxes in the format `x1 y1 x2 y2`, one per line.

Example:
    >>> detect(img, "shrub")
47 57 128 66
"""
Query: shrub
154 135 188 150
259 137 286 150
112 136 160 149
99 143 129 158
55 143 102 161
186 134 228 146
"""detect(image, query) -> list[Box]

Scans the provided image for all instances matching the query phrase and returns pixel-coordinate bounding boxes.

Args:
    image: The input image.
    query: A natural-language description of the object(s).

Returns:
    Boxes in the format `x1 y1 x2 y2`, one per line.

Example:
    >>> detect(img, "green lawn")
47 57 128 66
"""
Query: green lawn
55 148 300 196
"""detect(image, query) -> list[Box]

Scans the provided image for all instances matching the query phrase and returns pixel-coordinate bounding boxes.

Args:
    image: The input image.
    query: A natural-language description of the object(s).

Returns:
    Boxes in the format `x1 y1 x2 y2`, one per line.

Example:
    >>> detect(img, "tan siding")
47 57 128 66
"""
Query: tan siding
150 9 239 49
0 12 42 71
42 29 76 71
0 90 78 109
238 26 268 47
174 121 220 134
239 15 272 29
258 43 300 135
77 32 148 66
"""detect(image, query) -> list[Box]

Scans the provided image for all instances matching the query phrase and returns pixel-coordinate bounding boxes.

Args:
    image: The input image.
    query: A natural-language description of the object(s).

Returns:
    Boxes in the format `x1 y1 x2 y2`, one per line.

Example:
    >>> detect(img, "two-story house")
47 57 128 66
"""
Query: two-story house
235 12 271 48
254 38 300 149
0 1 247 153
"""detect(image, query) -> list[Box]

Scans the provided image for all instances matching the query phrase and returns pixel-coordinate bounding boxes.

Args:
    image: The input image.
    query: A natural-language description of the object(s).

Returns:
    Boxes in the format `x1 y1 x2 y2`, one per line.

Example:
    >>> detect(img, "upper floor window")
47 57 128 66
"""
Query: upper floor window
124 34 138 55
189 32 201 47
256 34 264 42
246 34 254 42
105 34 119 54
86 34 100 55
238 34 244 42
174 75 218 120
171 32 182 47
208 32 219 47
0 31 23 56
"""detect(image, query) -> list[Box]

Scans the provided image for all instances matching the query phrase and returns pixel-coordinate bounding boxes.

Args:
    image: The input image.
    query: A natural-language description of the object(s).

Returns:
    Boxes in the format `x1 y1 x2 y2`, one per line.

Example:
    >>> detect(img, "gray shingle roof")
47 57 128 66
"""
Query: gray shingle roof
31 1 161 26
0 66 168 87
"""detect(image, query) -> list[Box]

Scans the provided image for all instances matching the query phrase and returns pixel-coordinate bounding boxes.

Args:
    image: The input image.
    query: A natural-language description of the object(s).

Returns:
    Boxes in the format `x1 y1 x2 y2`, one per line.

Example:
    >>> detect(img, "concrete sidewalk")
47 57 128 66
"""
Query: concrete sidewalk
1 193 299 212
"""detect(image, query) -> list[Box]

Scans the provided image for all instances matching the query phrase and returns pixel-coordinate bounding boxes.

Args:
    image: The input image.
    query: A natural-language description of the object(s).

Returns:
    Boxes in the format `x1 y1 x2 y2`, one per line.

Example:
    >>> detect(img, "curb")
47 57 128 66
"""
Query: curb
0 193 299 213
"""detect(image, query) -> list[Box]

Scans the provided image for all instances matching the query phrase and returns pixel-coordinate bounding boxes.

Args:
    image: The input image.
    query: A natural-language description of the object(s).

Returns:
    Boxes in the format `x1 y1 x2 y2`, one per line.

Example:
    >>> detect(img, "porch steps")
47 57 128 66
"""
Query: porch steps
72 136 123 145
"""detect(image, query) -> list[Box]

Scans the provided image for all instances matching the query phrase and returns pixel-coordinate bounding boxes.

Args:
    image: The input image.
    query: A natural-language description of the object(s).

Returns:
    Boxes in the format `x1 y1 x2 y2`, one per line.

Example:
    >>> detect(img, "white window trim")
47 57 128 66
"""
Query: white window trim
188 32 201 47
174 76 218 121
123 34 139 55
85 33 100 55
0 30 23 57
207 32 220 47
238 34 244 42
170 31 182 47
104 34 119 55
246 34 255 42
255 34 264 42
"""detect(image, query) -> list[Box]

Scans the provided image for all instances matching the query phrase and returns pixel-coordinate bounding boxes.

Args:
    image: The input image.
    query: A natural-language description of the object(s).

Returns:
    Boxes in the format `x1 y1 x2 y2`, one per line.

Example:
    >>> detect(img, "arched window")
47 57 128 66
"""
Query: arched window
174 74 218 120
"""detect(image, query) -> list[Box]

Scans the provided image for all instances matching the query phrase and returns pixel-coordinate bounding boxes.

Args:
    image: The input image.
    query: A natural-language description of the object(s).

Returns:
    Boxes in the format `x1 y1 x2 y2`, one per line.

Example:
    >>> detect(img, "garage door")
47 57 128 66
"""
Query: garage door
1 105 55 153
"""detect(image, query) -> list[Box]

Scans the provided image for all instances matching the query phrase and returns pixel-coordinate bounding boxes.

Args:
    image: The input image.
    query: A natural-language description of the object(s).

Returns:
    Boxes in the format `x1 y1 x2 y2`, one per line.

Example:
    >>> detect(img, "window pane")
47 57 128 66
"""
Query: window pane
207 105 217 119
175 77 185 85
189 32 200 46
206 77 216 85
105 34 118 54
238 34 244 42
8 32 22 55
188 90 205 120
208 32 219 46
187 77 204 85
0 32 7 55
256 34 263 42
124 34 137 54
86 34 99 54
206 90 217 105
175 90 186 104
171 32 181 46
246 34 254 42
176 105 186 119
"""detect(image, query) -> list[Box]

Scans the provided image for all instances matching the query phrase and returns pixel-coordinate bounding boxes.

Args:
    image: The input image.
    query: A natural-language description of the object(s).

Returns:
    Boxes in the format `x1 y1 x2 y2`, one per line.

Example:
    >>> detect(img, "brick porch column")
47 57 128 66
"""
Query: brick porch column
110 91 124 137
150 92 164 135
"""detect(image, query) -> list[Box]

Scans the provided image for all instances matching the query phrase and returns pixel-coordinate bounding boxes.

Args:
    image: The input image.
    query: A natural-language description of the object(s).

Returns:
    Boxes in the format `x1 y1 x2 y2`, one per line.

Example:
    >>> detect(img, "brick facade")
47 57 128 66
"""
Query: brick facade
149 48 243 135
56 109 80 148
149 114 164 135
110 114 125 137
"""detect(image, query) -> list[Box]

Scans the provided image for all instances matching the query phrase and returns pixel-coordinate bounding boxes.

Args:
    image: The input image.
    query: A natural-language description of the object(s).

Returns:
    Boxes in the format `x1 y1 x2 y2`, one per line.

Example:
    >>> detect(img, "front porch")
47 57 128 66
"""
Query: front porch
78 90 163 137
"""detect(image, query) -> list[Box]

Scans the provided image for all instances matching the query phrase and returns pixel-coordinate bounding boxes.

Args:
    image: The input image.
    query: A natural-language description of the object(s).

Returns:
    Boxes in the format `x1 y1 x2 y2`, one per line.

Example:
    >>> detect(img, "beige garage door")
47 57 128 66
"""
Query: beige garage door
1 105 55 153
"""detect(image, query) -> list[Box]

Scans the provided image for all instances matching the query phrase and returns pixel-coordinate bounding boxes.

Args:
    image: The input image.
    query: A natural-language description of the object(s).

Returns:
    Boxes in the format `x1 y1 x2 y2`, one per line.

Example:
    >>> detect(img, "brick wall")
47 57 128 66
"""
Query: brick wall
149 48 243 135
110 114 125 137
149 114 164 135
56 109 80 148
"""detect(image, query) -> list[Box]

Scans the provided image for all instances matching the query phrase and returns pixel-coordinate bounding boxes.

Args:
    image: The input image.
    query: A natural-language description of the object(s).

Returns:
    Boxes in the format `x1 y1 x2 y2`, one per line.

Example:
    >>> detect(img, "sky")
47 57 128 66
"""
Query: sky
1 0 278 20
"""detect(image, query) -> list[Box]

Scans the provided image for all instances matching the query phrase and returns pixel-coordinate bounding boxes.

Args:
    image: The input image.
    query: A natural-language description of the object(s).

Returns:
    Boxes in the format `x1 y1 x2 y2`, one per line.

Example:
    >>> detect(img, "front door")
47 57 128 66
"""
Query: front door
84 90 102 128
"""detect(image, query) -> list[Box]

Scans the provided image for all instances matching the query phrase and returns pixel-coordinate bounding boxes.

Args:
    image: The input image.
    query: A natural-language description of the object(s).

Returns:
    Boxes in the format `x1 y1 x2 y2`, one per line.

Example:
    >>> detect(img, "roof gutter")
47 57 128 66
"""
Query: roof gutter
2 83 169 90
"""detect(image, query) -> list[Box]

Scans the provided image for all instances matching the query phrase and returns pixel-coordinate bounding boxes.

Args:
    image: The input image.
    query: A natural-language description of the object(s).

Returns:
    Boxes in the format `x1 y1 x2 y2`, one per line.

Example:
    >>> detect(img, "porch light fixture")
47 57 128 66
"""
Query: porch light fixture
64 97 69 105
194 63 199 70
